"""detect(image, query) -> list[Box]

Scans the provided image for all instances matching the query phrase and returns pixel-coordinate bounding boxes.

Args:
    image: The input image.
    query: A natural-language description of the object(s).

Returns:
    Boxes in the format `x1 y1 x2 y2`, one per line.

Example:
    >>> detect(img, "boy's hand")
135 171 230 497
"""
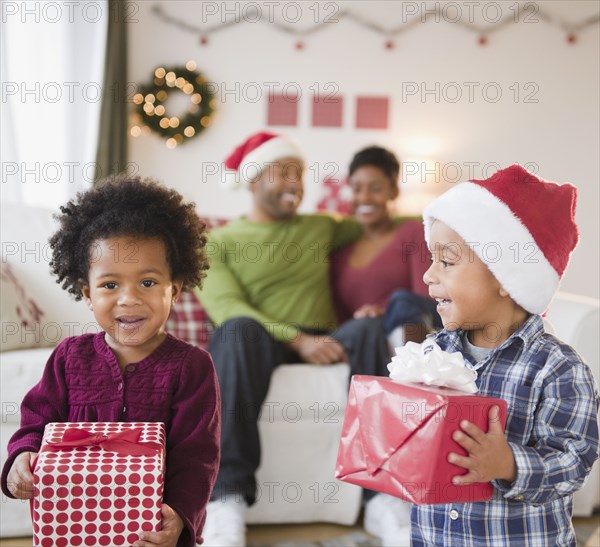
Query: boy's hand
447 405 516 485
7 451 37 499
132 503 184 547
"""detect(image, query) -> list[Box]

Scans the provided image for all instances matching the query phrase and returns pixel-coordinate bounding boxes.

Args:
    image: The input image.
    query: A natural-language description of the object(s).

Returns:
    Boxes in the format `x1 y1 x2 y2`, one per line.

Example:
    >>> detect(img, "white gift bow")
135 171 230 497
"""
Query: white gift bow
387 340 478 394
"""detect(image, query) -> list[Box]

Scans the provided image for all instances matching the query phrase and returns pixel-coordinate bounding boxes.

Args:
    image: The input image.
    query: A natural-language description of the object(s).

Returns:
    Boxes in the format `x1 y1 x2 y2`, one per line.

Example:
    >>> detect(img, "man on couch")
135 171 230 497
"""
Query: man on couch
197 131 391 546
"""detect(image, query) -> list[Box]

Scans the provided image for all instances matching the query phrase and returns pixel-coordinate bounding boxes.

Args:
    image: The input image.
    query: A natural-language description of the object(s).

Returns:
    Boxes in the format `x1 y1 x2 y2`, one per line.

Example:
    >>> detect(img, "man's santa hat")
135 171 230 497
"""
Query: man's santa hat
423 164 579 314
223 131 305 188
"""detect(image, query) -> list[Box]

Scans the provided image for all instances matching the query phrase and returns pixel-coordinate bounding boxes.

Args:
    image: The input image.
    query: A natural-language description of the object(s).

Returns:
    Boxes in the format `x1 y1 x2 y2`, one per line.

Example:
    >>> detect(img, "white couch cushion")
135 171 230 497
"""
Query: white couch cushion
258 363 350 424
546 292 600 368
0 422 34 537
0 347 52 424
247 364 362 525
546 292 600 517
0 348 52 537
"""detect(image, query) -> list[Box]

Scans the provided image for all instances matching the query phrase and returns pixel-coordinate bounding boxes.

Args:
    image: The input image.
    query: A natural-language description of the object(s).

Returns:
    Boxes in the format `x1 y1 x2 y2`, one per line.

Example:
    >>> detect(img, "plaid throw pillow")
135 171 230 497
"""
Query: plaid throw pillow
166 291 214 349
166 216 228 348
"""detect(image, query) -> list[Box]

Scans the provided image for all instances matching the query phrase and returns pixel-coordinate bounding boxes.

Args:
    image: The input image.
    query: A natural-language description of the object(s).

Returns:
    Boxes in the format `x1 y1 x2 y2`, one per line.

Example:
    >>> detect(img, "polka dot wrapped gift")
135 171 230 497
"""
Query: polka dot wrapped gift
32 422 165 547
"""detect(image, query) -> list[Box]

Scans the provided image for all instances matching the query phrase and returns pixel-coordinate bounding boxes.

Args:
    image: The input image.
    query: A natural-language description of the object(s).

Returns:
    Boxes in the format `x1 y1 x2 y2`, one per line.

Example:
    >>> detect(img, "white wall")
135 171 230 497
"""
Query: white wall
129 1 599 298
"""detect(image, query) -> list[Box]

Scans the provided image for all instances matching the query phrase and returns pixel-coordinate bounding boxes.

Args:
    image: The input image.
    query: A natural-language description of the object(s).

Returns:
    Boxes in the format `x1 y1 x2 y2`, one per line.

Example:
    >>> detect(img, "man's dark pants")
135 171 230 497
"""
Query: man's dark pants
208 316 389 505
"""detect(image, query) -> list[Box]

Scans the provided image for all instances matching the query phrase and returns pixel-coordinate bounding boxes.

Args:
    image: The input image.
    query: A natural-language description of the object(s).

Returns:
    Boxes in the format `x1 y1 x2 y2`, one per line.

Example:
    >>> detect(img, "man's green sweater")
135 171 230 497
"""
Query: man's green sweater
197 214 361 343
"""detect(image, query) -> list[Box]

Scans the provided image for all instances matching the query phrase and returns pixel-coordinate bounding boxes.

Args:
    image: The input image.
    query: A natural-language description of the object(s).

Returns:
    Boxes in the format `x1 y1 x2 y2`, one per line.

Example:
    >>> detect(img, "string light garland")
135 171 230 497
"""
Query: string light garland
131 61 216 148
151 4 599 48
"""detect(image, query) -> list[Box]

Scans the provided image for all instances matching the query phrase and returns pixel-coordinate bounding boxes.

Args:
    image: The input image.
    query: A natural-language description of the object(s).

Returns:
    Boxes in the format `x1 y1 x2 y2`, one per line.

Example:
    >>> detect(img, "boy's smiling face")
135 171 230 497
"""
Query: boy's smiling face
424 220 517 347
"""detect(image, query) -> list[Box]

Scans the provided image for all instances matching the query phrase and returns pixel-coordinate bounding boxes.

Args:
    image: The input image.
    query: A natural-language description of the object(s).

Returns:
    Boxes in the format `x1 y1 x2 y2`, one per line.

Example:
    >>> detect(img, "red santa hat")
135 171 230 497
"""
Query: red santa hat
423 164 579 314
223 131 305 188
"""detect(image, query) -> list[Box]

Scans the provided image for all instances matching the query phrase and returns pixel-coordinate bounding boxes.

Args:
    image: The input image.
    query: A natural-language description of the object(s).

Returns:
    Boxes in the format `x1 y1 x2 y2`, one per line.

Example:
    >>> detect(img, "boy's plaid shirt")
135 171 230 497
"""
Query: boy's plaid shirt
411 314 600 547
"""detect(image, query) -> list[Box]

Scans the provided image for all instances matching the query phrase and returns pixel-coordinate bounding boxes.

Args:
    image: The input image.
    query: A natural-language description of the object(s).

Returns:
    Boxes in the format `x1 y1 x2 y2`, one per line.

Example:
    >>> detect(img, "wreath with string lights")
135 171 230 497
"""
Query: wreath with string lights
132 62 216 148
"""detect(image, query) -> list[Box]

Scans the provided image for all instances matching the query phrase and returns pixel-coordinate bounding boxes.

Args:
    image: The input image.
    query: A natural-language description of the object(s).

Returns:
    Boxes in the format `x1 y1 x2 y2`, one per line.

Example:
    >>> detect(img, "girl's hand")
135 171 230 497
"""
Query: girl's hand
7 451 37 499
133 503 184 547
353 304 385 319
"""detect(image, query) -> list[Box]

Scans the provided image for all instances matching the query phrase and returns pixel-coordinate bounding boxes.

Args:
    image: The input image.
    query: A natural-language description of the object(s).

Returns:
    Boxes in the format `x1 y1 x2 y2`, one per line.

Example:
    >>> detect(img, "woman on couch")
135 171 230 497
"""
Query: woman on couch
331 146 442 546
331 145 441 345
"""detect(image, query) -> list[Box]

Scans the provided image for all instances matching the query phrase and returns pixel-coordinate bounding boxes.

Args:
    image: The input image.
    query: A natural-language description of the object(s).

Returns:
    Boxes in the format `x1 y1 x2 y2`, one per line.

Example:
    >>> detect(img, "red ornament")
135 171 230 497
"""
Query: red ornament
567 33 577 44
295 41 304 50
478 35 488 46
385 40 394 50
199 36 208 45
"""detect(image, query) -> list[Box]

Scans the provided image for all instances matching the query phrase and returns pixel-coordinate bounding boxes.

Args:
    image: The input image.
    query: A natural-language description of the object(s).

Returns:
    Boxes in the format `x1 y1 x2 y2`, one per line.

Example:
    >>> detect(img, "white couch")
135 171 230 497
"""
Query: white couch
1 204 599 538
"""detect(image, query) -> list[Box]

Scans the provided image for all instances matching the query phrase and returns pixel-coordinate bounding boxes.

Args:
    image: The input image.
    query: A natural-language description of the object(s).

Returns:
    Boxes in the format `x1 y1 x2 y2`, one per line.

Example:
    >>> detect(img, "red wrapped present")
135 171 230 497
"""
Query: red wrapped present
335 375 507 504
32 422 165 547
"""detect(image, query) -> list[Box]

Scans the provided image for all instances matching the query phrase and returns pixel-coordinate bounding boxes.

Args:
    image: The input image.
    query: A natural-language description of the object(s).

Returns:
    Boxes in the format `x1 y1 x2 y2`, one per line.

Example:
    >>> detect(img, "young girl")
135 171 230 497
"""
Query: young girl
0 176 220 547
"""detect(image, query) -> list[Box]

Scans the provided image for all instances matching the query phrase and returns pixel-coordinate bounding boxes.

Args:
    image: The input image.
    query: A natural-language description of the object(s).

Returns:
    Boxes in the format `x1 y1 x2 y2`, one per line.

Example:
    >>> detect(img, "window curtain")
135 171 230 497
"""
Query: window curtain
94 0 128 183
0 1 108 208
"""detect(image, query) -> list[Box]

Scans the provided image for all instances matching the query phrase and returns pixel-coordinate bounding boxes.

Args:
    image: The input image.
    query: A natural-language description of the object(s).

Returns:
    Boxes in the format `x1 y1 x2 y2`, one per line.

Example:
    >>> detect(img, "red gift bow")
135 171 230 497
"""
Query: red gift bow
42 427 163 457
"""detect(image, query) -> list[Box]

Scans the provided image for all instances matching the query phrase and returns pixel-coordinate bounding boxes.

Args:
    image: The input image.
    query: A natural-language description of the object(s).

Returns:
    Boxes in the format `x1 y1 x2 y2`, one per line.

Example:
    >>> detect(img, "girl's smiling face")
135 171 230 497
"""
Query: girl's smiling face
81 236 182 366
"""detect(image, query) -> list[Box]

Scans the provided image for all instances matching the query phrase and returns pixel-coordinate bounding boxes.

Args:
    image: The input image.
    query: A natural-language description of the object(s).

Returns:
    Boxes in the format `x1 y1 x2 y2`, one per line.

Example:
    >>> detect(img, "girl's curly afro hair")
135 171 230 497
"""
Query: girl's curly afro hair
49 175 209 300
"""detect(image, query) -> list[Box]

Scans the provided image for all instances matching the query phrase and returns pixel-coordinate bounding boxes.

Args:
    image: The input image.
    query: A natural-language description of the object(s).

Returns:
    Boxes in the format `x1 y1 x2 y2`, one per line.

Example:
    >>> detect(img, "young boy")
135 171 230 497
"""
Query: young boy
413 164 599 546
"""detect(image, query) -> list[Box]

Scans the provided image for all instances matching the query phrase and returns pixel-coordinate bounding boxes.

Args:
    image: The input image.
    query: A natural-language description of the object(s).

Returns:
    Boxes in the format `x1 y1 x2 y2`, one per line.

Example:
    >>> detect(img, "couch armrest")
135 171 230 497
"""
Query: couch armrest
546 291 600 516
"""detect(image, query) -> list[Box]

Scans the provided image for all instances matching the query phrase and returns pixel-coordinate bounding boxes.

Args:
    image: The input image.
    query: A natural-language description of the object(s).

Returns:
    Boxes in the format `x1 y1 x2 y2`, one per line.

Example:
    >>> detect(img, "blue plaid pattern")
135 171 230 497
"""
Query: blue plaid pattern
412 314 600 547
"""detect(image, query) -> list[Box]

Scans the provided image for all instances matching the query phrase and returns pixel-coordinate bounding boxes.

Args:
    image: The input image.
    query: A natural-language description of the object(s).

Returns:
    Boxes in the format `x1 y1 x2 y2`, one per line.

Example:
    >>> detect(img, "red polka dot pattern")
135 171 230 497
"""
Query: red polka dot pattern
32 422 165 547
